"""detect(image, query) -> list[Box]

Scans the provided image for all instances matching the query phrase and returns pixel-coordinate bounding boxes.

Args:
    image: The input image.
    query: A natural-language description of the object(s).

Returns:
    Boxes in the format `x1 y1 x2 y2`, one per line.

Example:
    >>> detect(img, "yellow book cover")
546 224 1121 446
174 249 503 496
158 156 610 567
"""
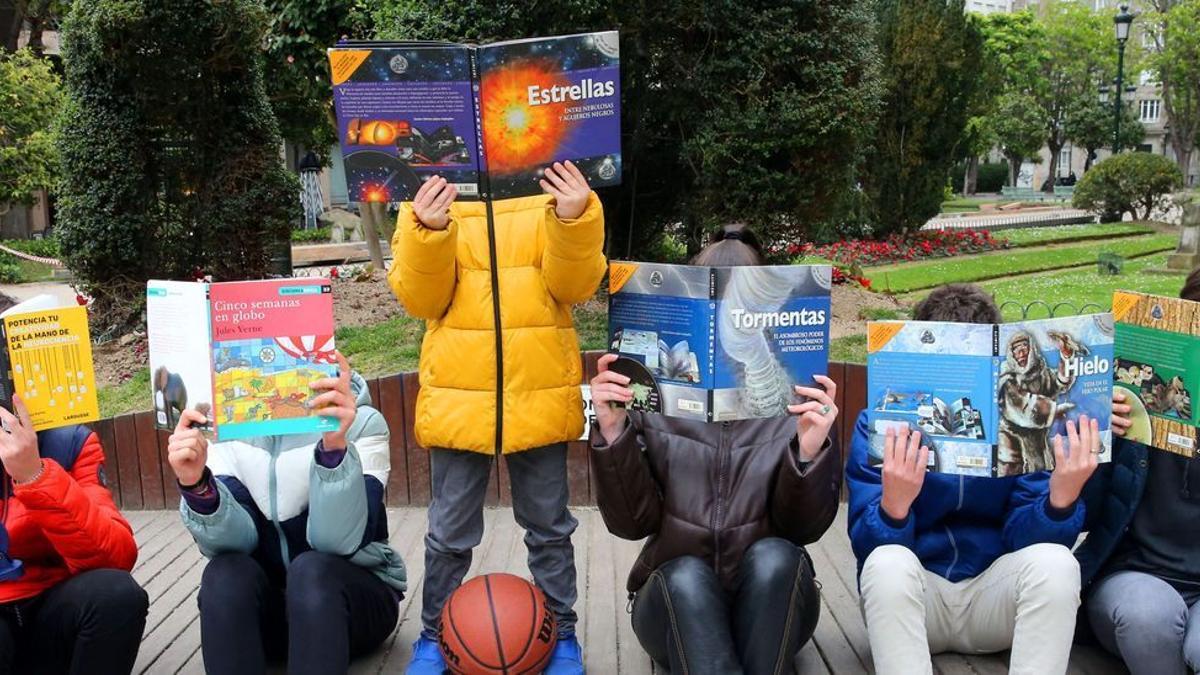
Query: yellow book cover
1 306 99 430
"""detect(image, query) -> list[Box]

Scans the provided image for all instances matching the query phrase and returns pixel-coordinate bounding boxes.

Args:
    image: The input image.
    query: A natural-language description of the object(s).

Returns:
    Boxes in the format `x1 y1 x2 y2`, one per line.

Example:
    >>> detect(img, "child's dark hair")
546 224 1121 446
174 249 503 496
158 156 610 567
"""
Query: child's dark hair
911 284 1002 324
1183 267 1200 302
690 223 765 267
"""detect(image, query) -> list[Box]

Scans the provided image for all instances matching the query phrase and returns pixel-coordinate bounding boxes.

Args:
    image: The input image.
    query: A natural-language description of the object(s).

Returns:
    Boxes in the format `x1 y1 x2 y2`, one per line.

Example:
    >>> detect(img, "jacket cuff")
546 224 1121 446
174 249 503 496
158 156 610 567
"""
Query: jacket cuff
589 418 634 451
1044 498 1078 522
869 500 915 540
397 205 457 274
545 193 604 258
11 459 68 505
313 442 359 483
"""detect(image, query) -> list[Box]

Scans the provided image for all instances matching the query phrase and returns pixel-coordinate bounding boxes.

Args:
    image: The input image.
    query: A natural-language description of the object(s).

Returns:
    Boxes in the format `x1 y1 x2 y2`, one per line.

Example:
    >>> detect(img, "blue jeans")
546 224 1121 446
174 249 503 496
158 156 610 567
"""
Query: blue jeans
1087 570 1200 675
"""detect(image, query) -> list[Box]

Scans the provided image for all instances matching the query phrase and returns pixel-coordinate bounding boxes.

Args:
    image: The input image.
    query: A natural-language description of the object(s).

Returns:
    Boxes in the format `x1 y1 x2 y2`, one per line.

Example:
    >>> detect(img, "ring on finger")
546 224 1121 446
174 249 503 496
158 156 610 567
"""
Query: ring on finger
820 404 832 416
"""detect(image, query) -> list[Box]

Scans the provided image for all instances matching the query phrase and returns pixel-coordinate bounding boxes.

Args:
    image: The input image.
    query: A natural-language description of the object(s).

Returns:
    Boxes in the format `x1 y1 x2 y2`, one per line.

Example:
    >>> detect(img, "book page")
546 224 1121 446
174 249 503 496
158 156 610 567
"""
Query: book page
867 321 995 476
3 305 98 431
1113 291 1200 457
997 315 1114 475
478 31 621 199
607 262 713 421
147 281 215 431
711 265 831 421
329 44 481 202
208 279 339 441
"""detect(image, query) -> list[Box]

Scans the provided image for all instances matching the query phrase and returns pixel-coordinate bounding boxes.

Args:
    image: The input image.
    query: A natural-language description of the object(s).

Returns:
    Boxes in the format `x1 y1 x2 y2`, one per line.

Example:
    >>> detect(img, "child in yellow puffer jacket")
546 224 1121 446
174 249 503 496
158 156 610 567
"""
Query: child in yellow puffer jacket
388 161 605 675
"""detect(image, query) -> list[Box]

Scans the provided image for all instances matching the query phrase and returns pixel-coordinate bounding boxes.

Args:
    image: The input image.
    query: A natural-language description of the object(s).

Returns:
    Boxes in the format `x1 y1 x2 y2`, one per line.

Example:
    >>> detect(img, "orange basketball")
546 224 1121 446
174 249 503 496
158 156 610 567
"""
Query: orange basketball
439 573 557 675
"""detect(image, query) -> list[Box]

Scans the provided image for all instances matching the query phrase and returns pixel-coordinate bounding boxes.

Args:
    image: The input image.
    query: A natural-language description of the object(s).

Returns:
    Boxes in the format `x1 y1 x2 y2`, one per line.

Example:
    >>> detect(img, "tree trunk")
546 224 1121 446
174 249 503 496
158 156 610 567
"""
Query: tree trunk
1042 140 1062 193
1005 152 1022 186
1084 148 1096 173
964 156 979 195
359 202 387 269
1176 146 1194 185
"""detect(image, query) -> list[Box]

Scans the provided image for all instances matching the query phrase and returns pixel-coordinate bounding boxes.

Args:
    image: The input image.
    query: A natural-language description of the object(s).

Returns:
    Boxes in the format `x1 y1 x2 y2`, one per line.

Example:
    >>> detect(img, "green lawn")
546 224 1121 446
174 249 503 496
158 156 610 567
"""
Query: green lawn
97 369 151 419
831 334 868 365
980 253 1189 321
874 233 1176 294
1001 222 1154 248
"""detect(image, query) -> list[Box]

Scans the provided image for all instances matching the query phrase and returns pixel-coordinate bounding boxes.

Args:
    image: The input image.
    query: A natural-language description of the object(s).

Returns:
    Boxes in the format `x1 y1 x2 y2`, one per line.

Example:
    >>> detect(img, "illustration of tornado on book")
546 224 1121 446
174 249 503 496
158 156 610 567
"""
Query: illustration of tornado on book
866 314 1114 476
606 262 831 422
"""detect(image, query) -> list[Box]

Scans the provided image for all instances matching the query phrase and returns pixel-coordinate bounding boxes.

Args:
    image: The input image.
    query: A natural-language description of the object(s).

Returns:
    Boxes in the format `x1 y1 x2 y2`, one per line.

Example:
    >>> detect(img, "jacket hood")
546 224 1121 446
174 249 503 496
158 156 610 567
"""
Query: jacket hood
350 372 371 407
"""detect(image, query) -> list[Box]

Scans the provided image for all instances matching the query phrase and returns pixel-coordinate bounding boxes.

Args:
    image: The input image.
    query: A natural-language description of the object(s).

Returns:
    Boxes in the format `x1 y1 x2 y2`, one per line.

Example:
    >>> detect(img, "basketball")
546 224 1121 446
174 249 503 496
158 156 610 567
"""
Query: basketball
439 573 557 675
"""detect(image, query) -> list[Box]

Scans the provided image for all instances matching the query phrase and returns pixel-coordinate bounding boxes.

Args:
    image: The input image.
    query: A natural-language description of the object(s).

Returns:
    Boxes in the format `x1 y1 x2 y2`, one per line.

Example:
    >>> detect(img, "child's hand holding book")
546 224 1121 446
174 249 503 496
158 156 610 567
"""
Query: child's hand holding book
0 395 45 484
540 161 591 221
309 352 356 451
413 177 458 231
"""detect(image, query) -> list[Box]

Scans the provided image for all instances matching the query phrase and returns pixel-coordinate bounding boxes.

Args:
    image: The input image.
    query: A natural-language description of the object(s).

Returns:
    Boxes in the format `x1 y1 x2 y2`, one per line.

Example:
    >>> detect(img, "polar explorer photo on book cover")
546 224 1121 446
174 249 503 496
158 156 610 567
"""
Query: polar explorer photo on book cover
996 318 1113 476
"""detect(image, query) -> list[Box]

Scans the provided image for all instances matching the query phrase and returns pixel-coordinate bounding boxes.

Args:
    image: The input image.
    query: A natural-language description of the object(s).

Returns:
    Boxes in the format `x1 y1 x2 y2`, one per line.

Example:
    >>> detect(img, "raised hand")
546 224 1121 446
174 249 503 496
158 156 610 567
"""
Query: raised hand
880 426 929 523
1049 414 1100 510
309 351 357 451
412 176 457 231
790 375 839 461
1111 389 1133 438
0 395 43 484
167 408 210 487
540 161 591 220
590 353 633 445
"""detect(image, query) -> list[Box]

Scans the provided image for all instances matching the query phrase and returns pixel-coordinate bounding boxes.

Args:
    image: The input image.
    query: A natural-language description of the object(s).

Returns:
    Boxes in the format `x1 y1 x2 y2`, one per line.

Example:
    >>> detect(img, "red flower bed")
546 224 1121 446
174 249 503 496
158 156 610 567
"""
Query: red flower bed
780 229 1008 268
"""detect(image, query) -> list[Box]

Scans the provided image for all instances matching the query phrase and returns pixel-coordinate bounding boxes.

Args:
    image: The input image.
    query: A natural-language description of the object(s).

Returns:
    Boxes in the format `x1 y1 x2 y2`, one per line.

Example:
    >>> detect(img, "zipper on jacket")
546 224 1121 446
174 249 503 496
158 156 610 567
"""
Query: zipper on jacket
485 200 504 455
268 449 290 565
712 422 732 574
944 525 960 580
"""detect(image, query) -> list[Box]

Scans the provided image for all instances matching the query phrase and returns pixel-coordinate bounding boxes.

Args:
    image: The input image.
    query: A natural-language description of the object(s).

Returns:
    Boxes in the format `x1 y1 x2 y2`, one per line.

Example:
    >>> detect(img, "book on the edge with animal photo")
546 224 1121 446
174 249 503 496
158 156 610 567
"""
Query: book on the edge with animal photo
606 262 831 422
867 314 1114 476
1112 290 1199 458
146 279 340 441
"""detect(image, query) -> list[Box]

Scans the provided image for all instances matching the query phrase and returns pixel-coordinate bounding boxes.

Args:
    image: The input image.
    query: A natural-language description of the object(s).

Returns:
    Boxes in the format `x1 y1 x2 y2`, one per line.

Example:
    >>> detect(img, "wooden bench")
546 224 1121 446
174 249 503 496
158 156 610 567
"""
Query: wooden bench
128 507 1127 674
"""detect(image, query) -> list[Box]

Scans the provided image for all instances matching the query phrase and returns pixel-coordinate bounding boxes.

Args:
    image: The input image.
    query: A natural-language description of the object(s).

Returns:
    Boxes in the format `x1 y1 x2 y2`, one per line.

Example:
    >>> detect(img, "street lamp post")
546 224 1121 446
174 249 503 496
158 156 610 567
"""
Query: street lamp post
1113 3 1135 154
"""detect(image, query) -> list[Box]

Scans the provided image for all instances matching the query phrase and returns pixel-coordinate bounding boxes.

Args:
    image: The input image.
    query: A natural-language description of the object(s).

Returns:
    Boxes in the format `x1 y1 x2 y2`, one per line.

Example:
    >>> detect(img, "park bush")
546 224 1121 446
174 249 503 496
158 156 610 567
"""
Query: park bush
291 227 332 244
950 161 1008 194
777 228 1007 267
1073 152 1183 221
56 1 300 331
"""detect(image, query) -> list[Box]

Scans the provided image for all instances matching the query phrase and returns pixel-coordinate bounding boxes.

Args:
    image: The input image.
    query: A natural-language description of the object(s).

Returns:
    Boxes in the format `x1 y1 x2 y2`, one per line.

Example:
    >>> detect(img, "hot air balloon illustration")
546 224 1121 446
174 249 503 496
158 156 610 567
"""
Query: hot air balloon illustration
274 335 337 365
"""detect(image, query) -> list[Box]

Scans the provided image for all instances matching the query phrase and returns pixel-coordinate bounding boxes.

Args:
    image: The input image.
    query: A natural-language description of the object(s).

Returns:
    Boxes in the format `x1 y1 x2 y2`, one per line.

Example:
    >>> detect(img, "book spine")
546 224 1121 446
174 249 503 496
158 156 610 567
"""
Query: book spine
0 319 10 413
708 267 718 412
991 323 1001 477
467 46 490 200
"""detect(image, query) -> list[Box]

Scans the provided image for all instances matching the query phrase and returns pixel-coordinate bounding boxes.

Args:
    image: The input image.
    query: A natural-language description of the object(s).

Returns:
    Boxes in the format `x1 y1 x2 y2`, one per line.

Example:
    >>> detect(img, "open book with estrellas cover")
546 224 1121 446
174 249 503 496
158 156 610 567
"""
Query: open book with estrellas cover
606 262 831 423
146 279 340 441
1113 291 1200 458
866 315 1115 477
328 31 621 203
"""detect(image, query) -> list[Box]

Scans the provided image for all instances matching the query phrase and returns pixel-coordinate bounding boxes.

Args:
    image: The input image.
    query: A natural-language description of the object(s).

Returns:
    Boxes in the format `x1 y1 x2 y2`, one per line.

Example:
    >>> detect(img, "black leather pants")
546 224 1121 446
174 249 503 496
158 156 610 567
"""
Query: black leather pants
631 537 820 675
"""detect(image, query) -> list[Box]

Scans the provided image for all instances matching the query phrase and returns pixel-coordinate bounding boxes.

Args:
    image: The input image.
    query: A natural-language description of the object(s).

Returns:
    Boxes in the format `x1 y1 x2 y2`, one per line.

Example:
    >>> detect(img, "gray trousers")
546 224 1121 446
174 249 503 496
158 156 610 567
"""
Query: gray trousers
421 443 579 638
1087 571 1200 675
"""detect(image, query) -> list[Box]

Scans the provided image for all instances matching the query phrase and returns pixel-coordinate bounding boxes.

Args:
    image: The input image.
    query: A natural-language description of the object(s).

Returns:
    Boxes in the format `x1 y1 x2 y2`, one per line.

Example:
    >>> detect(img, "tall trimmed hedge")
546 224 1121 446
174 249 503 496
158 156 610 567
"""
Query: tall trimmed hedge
57 1 299 330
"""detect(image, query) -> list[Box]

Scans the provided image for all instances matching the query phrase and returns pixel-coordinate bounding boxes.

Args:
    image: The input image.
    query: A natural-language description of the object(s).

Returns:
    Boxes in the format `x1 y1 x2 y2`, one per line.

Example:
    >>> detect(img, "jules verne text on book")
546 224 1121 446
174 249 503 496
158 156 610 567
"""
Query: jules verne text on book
146 279 340 441
0 305 98 430
328 31 621 202
606 262 831 422
866 315 1114 476
1112 291 1199 457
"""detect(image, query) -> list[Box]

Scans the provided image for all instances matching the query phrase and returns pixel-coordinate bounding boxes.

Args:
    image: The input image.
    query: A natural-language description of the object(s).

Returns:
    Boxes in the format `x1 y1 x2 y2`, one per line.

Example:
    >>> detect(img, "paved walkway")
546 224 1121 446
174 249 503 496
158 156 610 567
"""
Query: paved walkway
128 507 1126 674
924 208 1094 231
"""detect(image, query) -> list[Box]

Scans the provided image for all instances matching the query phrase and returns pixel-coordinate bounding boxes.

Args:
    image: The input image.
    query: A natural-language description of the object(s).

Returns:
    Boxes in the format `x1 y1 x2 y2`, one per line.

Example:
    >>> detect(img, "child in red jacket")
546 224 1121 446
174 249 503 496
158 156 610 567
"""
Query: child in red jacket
0 295 146 674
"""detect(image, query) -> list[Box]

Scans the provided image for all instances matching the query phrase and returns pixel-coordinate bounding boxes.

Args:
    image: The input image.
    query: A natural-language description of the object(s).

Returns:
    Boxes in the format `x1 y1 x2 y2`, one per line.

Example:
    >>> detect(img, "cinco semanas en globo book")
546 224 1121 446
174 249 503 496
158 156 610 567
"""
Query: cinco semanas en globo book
866 315 1114 476
606 262 831 422
328 31 621 203
0 297 98 431
146 279 340 441
1112 291 1199 457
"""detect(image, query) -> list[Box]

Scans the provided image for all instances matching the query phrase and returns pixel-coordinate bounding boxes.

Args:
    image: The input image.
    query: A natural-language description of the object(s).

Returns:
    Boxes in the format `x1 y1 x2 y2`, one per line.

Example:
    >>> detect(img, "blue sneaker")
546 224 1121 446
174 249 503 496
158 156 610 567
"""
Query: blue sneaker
543 634 585 675
406 636 447 675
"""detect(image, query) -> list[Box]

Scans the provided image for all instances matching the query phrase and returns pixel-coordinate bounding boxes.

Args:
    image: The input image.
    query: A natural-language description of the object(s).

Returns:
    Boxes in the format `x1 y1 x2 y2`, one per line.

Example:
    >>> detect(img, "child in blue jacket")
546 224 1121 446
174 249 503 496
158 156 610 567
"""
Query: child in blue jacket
846 284 1100 675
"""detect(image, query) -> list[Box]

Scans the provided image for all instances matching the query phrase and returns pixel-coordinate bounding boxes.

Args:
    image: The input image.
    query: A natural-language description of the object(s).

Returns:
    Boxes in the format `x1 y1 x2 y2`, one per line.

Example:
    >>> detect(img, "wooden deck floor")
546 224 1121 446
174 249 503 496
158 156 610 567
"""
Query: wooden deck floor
127 508 1128 674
